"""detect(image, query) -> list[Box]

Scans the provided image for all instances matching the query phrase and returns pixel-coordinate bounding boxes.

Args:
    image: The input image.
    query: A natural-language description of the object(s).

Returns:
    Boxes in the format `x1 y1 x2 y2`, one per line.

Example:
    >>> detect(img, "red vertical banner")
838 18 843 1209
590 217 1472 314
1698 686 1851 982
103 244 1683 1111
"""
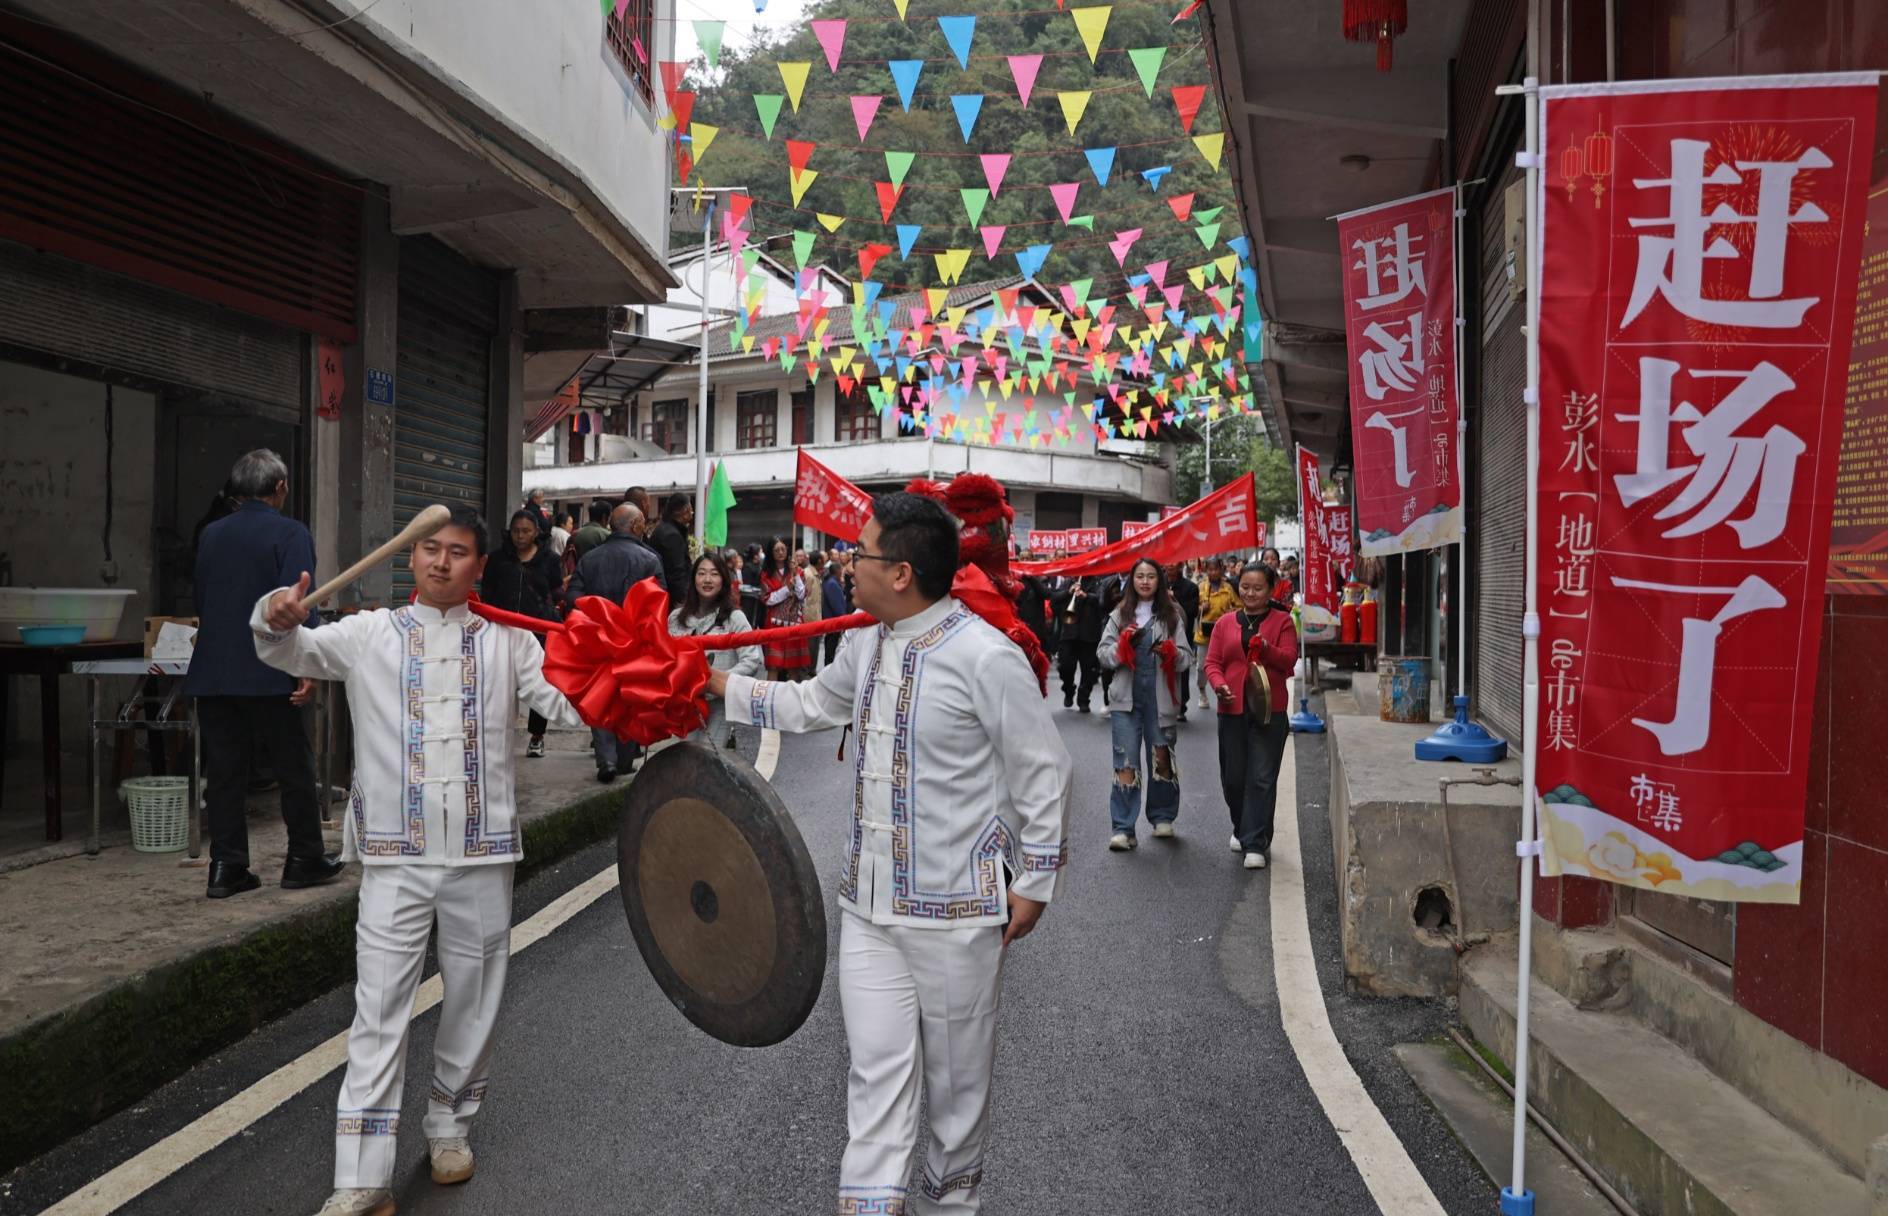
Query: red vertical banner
316 337 345 420
1535 75 1878 904
793 449 874 541
1297 445 1337 616
1337 187 1463 556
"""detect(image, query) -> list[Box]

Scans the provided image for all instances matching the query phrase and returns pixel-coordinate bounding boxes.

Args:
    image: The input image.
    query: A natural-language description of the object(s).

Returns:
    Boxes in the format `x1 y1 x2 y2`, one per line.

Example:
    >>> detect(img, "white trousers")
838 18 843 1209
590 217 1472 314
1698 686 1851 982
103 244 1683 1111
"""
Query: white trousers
333 863 514 1188
837 912 1006 1215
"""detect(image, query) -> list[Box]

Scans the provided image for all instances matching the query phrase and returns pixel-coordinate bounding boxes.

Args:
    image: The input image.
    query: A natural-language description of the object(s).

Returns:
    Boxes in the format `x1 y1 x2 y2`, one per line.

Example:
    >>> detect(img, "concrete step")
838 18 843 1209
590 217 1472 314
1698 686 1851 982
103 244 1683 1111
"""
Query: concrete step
1460 947 1868 1216
1394 1041 1617 1216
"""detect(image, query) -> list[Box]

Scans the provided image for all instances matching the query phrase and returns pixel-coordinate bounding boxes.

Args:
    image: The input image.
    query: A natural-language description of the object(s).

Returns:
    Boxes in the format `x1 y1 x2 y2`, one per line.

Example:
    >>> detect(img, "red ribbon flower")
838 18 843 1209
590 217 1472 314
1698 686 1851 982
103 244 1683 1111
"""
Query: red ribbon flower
542 578 709 747
1115 625 1139 669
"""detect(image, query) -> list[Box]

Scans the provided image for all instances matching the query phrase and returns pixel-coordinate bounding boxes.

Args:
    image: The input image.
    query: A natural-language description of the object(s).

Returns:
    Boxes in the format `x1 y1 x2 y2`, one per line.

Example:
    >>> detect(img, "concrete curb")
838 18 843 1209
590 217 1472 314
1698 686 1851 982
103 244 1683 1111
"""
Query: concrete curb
0 786 624 1173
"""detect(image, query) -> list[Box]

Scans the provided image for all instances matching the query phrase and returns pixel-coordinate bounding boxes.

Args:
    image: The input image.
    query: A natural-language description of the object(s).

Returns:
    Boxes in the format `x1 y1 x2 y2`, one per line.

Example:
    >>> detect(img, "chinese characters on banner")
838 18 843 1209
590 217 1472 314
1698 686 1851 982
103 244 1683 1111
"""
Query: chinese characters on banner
1831 181 1888 594
1337 187 1464 556
1026 529 1067 553
1297 446 1338 615
1014 474 1259 578
792 449 874 541
316 338 345 420
1121 520 1158 541
1063 527 1110 553
1535 75 1878 904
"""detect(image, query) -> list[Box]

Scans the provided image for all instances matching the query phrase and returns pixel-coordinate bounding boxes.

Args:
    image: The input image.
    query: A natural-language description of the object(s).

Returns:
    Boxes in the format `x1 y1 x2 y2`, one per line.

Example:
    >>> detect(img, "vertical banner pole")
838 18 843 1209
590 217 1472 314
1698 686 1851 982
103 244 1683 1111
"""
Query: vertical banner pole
1501 73 1545 1216
1291 444 1325 733
694 199 712 544
1453 183 1470 703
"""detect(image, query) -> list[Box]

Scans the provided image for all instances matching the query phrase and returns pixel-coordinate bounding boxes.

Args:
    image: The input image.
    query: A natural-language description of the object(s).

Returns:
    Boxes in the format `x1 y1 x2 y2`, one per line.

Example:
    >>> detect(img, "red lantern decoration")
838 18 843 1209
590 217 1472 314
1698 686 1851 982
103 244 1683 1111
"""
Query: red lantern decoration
1584 123 1614 207
1560 139 1585 201
1342 0 1407 72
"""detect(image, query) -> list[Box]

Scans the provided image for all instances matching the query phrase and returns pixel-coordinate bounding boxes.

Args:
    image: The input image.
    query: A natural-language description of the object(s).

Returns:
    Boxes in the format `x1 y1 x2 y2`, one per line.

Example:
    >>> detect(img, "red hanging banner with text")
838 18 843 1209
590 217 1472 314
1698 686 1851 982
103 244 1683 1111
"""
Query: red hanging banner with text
1534 74 1878 905
1014 474 1258 578
1337 186 1463 556
793 449 874 542
1297 446 1338 615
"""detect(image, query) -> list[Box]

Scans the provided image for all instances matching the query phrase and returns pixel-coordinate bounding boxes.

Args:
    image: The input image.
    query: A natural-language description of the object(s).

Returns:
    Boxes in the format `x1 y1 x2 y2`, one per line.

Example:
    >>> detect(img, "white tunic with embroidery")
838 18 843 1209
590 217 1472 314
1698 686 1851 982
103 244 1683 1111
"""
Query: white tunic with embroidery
251 594 584 866
726 595 1073 929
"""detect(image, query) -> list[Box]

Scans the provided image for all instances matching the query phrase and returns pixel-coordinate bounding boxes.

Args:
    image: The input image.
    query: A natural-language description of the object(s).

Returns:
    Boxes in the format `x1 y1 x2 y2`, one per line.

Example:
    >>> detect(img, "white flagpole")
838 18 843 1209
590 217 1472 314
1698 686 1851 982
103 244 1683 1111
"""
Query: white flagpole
1492 72 1545 1216
1454 183 1470 703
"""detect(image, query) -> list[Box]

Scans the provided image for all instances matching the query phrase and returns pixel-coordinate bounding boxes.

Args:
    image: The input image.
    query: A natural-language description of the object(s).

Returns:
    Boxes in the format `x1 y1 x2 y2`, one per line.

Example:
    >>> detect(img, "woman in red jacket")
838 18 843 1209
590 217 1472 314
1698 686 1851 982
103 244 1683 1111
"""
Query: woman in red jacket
1202 562 1299 869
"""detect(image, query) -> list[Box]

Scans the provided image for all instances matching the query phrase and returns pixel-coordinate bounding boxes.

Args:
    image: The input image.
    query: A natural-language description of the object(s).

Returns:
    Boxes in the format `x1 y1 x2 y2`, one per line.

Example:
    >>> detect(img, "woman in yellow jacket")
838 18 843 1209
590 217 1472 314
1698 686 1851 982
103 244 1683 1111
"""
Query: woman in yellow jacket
1195 558 1239 710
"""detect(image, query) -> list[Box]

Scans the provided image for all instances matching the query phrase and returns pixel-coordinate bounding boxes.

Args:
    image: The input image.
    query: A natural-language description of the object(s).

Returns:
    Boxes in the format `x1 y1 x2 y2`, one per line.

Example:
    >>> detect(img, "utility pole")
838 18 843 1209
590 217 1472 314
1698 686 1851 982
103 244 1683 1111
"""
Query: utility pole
669 185 748 543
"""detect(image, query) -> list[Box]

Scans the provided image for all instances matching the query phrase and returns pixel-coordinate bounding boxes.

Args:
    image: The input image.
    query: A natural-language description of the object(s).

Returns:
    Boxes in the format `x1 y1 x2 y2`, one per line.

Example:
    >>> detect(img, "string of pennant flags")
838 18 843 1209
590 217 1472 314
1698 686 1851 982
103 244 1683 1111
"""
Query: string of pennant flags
602 0 1263 450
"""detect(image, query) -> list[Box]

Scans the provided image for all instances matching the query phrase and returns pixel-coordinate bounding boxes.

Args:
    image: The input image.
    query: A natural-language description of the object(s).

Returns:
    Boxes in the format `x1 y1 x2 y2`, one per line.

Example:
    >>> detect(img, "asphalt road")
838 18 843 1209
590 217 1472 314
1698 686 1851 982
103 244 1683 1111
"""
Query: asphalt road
4 689 1497 1216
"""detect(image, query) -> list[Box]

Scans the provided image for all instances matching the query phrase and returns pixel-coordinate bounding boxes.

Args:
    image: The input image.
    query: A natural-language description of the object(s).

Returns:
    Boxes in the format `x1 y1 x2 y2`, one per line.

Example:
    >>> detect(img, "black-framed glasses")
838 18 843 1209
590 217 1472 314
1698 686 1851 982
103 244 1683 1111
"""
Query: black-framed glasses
854 550 919 575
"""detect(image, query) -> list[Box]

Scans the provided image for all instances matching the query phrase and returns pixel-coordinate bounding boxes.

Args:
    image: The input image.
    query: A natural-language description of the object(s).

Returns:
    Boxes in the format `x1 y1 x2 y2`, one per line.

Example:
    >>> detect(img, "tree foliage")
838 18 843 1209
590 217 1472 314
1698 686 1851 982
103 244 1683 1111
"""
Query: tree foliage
677 0 1232 301
1173 413 1297 525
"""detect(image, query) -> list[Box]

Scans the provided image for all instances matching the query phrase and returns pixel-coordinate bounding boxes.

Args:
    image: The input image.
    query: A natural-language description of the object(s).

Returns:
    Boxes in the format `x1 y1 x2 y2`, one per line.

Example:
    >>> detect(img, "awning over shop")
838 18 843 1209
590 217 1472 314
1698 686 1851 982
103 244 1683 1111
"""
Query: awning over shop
524 331 695 442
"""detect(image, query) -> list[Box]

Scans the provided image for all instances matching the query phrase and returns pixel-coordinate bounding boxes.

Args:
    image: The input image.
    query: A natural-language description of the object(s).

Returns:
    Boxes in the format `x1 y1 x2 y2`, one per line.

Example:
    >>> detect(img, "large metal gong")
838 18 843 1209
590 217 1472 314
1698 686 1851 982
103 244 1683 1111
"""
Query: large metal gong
616 741 827 1047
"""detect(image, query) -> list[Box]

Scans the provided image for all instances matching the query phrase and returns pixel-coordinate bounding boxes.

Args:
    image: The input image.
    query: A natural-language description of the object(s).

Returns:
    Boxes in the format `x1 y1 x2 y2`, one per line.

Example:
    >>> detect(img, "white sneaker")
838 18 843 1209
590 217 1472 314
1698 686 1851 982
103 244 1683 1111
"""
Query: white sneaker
429 1135 474 1184
1244 852 1267 870
1152 822 1175 839
314 1190 394 1216
1230 834 1243 853
1108 833 1136 851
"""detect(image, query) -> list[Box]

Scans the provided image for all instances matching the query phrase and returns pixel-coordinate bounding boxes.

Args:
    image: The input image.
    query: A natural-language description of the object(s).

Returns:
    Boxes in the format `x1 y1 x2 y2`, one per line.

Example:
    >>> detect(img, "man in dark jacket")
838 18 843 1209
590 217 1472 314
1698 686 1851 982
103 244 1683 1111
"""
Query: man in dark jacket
647 492 694 608
1056 575 1105 712
820 558 850 664
183 449 342 899
1166 563 1200 721
568 503 665 781
570 499 612 561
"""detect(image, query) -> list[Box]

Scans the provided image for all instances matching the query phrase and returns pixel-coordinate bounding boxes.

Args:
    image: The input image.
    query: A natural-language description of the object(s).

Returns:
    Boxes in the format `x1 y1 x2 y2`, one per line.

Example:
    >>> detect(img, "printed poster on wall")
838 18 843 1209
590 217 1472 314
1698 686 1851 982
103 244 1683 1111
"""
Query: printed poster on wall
1534 73 1878 904
1336 186 1463 556
1297 445 1338 622
1831 179 1888 594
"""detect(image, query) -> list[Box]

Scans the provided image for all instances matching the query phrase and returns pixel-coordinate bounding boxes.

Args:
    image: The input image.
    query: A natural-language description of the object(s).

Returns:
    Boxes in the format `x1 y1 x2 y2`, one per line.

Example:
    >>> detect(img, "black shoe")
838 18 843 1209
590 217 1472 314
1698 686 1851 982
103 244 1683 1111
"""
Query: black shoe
1063 693 1075 708
281 853 344 890
1077 704 1091 714
597 765 617 784
206 862 261 899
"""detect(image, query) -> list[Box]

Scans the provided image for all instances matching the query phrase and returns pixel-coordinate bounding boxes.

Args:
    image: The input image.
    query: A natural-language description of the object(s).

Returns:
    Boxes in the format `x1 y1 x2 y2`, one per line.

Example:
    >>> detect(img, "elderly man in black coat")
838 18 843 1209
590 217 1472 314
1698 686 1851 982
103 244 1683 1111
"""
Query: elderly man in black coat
568 503 666 781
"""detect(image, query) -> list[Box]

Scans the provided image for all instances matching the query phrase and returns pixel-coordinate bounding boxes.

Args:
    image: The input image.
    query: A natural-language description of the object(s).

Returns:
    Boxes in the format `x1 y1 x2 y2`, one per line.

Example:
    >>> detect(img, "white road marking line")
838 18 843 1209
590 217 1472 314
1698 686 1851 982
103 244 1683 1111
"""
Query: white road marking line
1270 729 1449 1216
41 866 623 1216
756 728 781 780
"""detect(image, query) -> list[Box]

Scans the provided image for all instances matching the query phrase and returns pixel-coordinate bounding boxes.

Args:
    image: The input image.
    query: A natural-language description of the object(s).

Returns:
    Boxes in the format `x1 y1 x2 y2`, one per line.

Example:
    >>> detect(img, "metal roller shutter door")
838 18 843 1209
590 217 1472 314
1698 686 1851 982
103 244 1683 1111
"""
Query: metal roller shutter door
1474 163 1528 749
394 237 498 599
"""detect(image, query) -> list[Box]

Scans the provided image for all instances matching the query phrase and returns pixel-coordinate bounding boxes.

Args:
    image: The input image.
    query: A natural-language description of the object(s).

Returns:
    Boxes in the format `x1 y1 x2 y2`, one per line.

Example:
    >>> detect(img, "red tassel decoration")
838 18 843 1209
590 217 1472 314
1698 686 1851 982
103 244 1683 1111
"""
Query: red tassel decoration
1341 0 1407 72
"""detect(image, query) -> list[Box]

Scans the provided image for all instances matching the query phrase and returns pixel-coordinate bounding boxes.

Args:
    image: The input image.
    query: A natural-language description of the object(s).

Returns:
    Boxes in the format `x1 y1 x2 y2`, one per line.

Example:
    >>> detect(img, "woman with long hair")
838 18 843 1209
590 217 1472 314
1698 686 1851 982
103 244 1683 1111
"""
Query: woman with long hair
1202 562 1299 870
759 535 812 680
480 509 564 758
1095 558 1194 851
669 553 763 754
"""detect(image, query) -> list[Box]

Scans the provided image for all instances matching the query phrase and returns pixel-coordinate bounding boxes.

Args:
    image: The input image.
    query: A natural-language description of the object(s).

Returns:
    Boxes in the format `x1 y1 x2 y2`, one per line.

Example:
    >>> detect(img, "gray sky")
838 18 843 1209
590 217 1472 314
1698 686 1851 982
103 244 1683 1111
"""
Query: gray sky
671 0 815 66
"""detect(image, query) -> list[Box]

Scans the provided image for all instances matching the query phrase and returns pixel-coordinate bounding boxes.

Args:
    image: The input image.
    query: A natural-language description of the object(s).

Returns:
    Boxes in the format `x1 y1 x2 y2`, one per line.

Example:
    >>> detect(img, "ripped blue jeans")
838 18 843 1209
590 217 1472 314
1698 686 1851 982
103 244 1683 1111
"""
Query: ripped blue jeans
1108 695 1179 837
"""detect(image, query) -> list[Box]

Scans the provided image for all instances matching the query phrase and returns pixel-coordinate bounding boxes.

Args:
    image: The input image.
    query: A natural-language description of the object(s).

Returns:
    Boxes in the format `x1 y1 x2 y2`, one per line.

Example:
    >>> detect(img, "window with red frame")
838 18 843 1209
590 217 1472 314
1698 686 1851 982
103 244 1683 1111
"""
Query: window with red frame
834 383 879 441
643 398 688 454
605 0 655 106
736 389 778 449
790 387 815 445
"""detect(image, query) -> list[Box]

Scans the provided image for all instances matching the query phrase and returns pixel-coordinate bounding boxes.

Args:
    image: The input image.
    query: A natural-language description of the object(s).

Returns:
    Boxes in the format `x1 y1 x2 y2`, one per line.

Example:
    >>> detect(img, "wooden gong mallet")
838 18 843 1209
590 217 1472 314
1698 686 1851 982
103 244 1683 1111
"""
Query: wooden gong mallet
301 503 455 609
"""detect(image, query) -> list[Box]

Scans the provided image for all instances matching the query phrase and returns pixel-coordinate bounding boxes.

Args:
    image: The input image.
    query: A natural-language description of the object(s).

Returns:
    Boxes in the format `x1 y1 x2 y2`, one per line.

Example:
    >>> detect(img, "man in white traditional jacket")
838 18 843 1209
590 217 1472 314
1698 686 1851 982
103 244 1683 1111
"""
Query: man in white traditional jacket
708 492 1072 1214
253 505 585 1216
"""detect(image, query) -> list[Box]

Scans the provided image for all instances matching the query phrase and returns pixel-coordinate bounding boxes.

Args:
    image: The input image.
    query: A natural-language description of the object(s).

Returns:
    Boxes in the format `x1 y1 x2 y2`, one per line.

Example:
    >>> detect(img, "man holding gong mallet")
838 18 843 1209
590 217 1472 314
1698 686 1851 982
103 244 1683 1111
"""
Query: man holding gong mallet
708 491 1073 1214
253 503 586 1216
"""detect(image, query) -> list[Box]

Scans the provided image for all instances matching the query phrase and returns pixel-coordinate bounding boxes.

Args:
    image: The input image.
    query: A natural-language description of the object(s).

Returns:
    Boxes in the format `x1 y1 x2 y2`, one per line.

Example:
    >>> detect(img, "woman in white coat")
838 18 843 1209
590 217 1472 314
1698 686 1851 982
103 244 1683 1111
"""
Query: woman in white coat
668 552 764 755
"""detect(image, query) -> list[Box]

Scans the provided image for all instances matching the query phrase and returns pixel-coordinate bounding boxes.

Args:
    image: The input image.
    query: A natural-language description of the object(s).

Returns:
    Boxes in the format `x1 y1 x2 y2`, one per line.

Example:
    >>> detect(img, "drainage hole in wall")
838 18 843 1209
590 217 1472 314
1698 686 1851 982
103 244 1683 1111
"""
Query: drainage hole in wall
1413 885 1455 936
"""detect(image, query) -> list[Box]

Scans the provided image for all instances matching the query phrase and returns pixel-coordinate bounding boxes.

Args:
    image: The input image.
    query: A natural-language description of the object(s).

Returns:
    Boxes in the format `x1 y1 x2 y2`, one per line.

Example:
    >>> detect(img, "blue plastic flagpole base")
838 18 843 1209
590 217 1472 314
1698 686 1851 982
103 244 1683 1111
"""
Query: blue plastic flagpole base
1289 695 1325 734
1499 1186 1535 1215
1416 695 1509 762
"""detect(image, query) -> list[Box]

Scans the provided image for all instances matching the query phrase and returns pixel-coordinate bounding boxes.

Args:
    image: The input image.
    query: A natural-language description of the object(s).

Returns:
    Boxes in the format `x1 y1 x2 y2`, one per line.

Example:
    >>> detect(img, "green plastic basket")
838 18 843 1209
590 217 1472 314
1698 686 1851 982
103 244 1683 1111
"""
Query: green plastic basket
120 776 189 853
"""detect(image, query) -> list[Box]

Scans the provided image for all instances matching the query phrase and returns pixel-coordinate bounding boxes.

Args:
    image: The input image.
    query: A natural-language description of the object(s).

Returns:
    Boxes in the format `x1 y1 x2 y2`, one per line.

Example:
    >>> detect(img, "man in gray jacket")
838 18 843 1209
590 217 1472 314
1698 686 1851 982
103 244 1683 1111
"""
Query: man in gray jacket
567 504 665 781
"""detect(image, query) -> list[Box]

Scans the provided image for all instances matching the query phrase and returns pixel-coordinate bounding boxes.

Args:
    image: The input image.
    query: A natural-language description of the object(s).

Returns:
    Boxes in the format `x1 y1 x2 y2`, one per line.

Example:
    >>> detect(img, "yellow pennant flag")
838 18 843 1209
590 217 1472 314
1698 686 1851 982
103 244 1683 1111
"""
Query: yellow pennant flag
1187 264 1207 290
892 0 911 15
814 316 832 339
689 123 718 163
933 250 956 284
926 287 951 315
1192 131 1225 170
1216 253 1240 280
1070 6 1112 63
1057 90 1092 137
741 334 756 353
790 168 820 206
1072 317 1093 343
778 62 812 112
816 212 846 233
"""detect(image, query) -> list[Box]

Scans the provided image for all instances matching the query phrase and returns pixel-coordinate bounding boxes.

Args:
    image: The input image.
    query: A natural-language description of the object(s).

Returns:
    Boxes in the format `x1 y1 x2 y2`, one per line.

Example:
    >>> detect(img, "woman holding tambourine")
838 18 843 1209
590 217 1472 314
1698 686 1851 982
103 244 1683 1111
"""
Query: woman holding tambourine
1202 562 1299 870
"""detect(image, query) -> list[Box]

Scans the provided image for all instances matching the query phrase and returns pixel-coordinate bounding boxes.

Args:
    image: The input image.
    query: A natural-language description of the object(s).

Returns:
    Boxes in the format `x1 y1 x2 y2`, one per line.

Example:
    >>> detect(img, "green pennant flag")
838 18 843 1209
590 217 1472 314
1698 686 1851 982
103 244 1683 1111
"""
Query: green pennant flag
692 20 725 67
1068 215 1096 231
792 229 817 269
959 187 989 226
703 460 737 548
754 94 786 139
1127 47 1166 97
885 150 916 188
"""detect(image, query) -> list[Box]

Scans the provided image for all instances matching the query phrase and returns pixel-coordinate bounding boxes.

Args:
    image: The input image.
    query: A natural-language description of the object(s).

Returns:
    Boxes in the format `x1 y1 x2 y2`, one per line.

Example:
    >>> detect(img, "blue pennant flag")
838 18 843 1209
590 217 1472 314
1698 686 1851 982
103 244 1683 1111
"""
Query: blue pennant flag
1084 147 1116 188
897 224 923 260
889 60 924 112
1141 165 1173 190
1166 307 1187 327
1226 235 1251 261
937 15 977 69
951 94 984 142
1127 272 1150 289
1014 243 1052 280
878 299 898 329
862 280 885 312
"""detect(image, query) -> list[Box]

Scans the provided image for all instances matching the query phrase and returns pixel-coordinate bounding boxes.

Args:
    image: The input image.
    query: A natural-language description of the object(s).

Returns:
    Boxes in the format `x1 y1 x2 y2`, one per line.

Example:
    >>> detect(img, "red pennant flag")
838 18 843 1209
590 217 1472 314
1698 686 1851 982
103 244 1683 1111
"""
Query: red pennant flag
786 139 818 175
727 193 754 224
659 61 687 108
1171 85 1206 132
671 91 696 133
875 181 904 223
857 242 893 279
1166 192 1195 221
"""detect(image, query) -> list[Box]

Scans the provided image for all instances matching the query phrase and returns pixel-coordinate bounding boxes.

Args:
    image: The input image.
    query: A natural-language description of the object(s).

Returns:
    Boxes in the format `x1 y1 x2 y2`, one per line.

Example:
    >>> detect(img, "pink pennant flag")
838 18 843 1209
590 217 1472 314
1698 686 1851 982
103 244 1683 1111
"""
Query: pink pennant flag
812 19 848 72
850 95 882 143
1163 283 1185 309
1048 181 1081 224
1145 259 1169 286
979 152 1011 197
909 302 930 327
1006 54 1043 108
1058 283 1082 312
980 225 1007 259
1108 227 1143 267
